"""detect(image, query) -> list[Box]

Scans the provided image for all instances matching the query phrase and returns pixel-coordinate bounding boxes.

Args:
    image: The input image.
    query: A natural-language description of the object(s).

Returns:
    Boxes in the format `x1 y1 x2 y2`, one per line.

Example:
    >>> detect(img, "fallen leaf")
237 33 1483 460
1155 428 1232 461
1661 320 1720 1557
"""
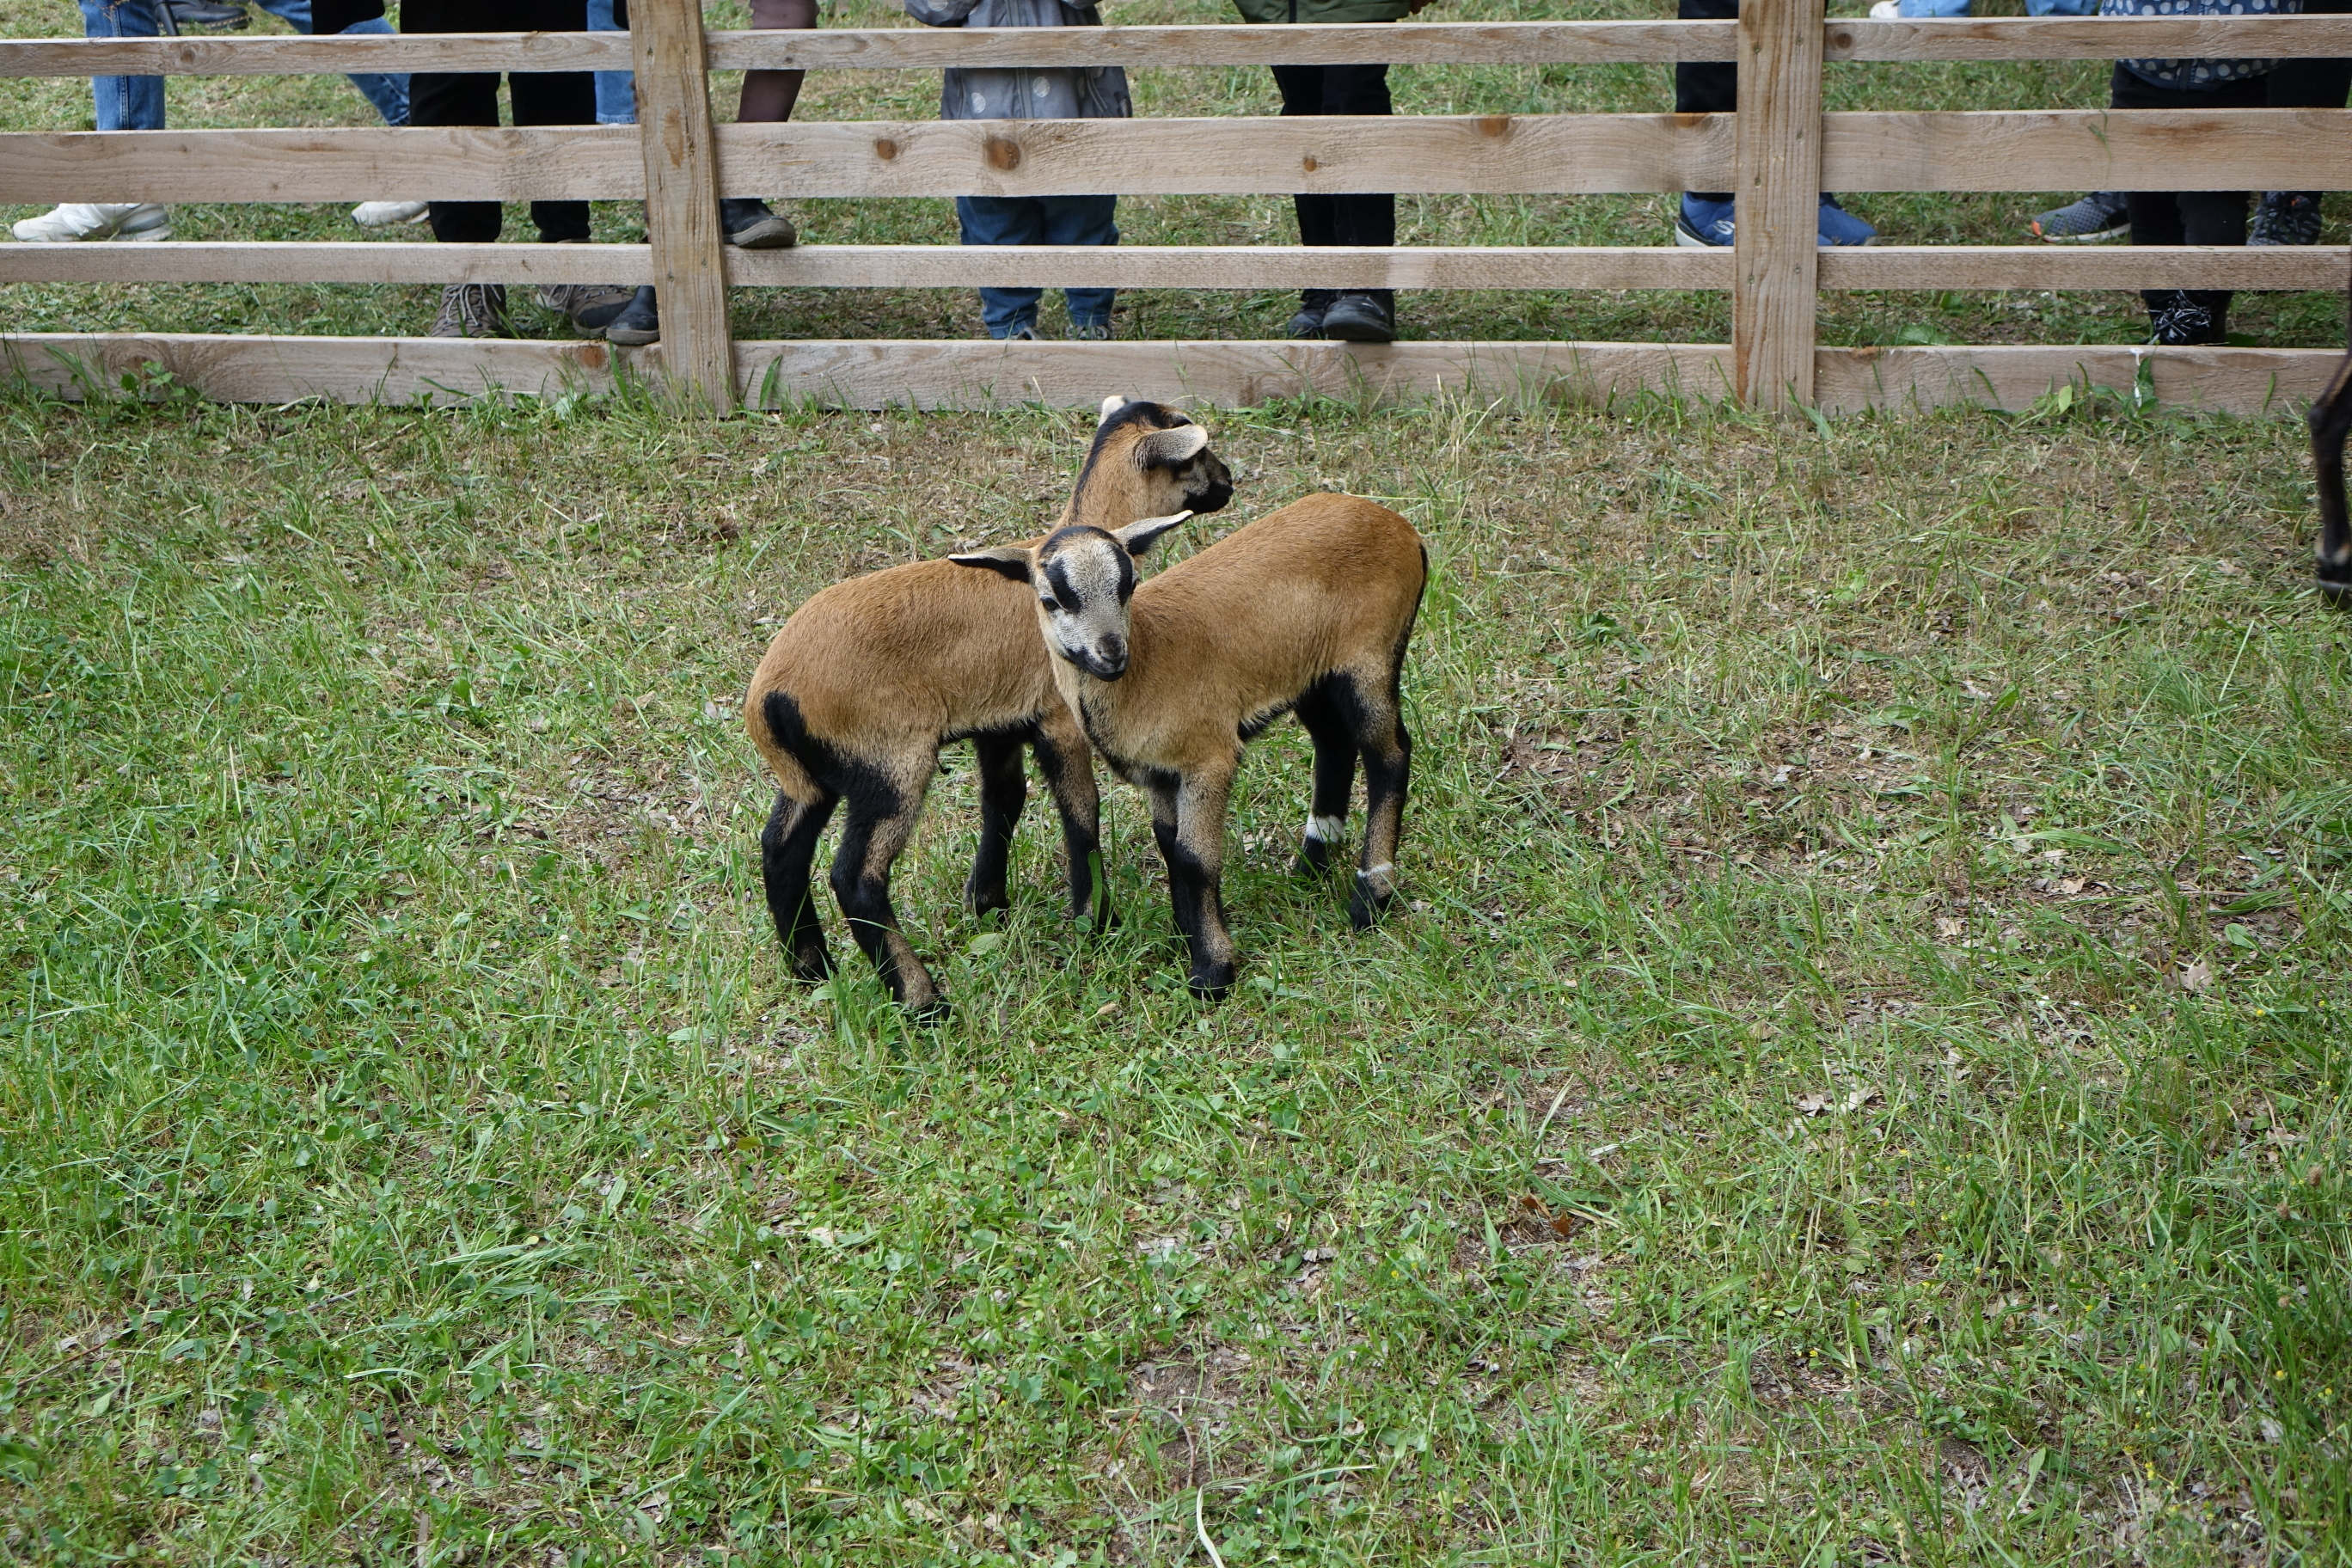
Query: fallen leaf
1934 916 1965 940
2180 959 2215 994
1843 1085 1883 1113
2056 877 2086 896
1517 1194 1576 1238
1795 1091 1837 1116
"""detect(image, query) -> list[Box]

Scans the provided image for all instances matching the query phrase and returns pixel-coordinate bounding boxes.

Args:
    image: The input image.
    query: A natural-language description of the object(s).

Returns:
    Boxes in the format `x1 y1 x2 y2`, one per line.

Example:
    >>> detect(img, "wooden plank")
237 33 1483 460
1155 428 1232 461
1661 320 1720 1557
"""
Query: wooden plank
1815 343 2345 414
716 115 1734 198
632 0 732 413
6 333 2338 416
1822 245 2352 291
1822 108 2352 193
0 126 645 205
7 240 2346 293
15 18 2352 75
0 333 628 405
1827 15 2352 62
0 23 1744 77
0 241 655 286
1732 0 1819 409
20 112 2343 205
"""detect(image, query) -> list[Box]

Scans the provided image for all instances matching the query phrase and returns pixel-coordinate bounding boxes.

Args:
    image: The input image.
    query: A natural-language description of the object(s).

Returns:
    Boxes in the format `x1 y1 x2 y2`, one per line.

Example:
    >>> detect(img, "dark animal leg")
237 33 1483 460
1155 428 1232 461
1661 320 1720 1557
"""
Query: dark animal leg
1292 685 1360 877
2312 246 2352 604
1150 772 1237 1000
965 735 1027 919
1345 672 1414 930
830 800 946 1020
1032 723 1113 930
761 787 838 980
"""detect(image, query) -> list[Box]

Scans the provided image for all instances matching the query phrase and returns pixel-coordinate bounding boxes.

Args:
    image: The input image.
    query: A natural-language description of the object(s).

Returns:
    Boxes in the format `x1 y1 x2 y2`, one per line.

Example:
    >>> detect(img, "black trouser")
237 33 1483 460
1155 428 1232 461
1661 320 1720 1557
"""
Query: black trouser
1272 61 1395 307
407 0 595 245
2114 64 2266 321
2271 0 2352 108
1675 0 1740 204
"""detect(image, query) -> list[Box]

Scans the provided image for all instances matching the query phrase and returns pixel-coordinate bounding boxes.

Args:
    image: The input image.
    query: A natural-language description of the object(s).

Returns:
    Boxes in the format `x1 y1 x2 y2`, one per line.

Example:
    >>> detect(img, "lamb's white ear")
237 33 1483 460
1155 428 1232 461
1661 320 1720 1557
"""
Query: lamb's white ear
949 545 1032 584
1099 395 1131 423
1136 424 1210 469
1112 511 1194 559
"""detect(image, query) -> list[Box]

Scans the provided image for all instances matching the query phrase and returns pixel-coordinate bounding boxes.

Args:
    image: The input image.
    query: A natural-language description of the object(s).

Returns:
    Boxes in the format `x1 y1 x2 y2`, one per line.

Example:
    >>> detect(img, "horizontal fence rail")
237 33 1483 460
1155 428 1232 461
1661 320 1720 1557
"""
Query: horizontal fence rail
4 6 2350 416
8 110 2349 205
8 242 2346 294
13 17 2352 74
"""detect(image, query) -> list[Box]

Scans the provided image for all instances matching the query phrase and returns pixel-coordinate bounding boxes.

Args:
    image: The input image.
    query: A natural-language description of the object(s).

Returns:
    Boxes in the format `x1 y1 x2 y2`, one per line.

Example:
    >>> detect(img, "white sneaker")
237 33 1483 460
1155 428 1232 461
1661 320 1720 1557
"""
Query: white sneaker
352 200 429 228
10 203 171 242
1869 1 1901 15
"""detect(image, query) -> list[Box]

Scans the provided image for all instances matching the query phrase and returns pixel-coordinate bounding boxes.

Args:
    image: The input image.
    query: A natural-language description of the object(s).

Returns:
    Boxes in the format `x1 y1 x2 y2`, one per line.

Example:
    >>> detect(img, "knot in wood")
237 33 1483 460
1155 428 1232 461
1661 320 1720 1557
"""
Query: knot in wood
1477 115 1512 138
873 137 899 161
983 135 1022 172
1302 156 1320 173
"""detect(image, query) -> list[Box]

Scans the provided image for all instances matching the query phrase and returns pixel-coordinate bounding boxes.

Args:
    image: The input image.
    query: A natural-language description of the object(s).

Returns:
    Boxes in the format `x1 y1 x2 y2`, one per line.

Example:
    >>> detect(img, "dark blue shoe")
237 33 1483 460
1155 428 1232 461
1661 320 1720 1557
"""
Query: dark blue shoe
1675 193 1877 248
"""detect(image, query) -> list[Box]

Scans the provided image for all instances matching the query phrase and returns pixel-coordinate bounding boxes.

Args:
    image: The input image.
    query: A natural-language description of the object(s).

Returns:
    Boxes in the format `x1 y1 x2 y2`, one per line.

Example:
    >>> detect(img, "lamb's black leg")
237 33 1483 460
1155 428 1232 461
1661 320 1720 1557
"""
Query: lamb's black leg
829 792 946 1021
1291 685 1360 878
2312 248 2352 604
965 734 1026 919
1031 717 1112 930
761 787 837 980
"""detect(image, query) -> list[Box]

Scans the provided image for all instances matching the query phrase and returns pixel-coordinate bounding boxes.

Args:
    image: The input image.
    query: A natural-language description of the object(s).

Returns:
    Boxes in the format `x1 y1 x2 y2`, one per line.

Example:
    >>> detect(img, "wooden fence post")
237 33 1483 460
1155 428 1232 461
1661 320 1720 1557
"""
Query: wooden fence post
1731 0 1822 410
630 0 734 413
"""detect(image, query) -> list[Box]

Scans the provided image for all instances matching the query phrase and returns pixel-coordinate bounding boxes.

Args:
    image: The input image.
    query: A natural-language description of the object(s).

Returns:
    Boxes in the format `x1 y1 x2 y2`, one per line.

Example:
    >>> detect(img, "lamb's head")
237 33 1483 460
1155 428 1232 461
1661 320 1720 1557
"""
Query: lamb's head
1072 396 1234 526
952 511 1194 681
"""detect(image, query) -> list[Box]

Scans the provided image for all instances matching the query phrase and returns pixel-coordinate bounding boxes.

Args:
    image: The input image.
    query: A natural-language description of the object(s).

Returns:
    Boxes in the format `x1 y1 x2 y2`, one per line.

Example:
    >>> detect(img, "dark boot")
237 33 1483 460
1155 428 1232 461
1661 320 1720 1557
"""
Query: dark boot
606 285 659 346
1320 291 1396 344
1288 288 1338 340
2143 289 2228 346
720 198 798 249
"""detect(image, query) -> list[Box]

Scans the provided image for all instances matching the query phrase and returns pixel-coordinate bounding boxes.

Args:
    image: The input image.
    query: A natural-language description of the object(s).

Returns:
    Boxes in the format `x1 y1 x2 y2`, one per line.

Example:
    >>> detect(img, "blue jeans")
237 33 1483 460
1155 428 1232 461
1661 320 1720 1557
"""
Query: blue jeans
586 0 635 125
955 194 1118 337
1894 0 2094 13
77 0 409 131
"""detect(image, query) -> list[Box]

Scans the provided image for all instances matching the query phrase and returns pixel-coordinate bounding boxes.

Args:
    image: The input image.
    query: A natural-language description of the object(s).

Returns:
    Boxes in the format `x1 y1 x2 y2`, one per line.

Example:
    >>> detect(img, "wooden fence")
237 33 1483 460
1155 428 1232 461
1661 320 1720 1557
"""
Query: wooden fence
3 3 2351 414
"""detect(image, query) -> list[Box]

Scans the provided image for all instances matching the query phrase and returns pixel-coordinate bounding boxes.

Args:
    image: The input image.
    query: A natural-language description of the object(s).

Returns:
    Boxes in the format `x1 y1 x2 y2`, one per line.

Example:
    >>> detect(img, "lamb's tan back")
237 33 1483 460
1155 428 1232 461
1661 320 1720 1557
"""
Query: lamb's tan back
1126 493 1424 723
745 559 1053 761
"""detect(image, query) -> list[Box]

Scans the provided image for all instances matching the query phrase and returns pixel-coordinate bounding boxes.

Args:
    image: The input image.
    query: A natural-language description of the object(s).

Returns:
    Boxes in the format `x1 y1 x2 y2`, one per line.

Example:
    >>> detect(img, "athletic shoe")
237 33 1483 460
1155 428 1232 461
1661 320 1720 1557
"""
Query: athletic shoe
994 322 1041 341
352 200 428 228
536 282 637 338
10 203 172 242
2251 191 2323 247
1320 292 1396 343
720 198 798 249
167 0 248 28
1673 193 1876 248
1066 321 1114 341
2029 191 2128 243
1674 193 1736 248
1868 1 1900 15
429 283 511 339
605 285 660 346
2146 291 2226 346
1816 193 1877 247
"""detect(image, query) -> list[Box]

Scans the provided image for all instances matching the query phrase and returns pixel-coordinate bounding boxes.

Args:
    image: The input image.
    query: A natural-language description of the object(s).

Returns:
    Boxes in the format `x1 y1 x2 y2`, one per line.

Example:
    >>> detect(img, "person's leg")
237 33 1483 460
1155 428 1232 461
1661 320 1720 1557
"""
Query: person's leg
1675 0 1738 205
741 0 817 122
79 0 166 134
2255 0 2349 243
505 0 595 244
960 196 1048 339
585 0 637 125
1314 62 1398 339
1271 64 1342 334
1042 195 1119 336
407 0 506 243
1896 0 1971 15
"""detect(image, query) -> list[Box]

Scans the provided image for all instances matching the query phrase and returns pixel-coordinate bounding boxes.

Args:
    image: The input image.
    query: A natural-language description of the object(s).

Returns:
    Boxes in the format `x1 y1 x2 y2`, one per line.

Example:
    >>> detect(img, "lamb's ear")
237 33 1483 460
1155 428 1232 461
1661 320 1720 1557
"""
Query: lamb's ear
1136 423 1210 469
949 546 1033 584
1098 395 1132 424
1112 511 1194 560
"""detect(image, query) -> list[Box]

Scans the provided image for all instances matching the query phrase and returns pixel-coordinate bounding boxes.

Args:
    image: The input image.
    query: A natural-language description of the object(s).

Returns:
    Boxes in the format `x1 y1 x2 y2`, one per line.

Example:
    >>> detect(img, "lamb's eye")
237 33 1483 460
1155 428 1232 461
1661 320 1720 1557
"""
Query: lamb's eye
1039 594 1063 612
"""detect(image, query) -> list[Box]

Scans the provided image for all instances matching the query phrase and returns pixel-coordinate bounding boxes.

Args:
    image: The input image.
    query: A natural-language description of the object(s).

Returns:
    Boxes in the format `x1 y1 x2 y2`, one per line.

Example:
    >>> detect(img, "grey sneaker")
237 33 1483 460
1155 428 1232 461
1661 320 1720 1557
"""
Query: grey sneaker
2029 191 2129 243
535 282 635 338
1066 321 1114 341
429 283 511 339
2251 192 2323 247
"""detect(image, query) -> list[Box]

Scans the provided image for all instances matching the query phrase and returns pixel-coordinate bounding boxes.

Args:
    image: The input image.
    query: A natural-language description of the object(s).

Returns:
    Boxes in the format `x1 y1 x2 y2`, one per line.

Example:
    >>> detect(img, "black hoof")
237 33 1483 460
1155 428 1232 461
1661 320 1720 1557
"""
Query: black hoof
1348 891 1393 930
1187 966 1235 1002
1293 850 1332 880
1087 903 1122 935
965 883 1010 919
907 998 952 1026
2321 569 2352 608
790 945 834 983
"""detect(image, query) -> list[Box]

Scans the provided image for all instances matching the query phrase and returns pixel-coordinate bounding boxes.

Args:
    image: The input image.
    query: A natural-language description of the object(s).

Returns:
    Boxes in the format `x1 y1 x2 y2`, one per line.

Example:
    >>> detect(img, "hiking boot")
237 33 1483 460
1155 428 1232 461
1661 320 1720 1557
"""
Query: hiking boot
2145 290 2227 346
536 281 637 338
2251 191 2323 247
1066 320 1114 341
11 203 171 242
352 200 428 227
429 283 511 339
605 285 660 346
2030 191 2129 243
1320 291 1396 344
720 198 798 249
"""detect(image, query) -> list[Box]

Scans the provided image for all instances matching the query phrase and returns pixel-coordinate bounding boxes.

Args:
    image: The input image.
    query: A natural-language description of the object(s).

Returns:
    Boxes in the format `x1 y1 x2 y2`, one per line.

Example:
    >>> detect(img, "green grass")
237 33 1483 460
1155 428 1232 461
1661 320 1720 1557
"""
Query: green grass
3 379 2351 1564
3 0 2348 350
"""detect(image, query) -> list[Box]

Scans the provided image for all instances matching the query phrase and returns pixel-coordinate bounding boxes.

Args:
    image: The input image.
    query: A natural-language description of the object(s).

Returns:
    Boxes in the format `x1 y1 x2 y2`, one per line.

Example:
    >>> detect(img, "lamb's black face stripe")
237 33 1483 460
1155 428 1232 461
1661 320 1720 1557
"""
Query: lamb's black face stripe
1044 557 1081 608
